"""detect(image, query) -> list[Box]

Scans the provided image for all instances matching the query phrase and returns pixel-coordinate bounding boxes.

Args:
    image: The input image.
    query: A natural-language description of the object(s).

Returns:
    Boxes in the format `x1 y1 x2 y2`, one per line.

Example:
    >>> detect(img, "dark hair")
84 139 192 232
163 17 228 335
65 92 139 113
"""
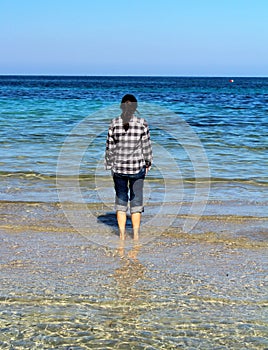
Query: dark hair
120 94 138 131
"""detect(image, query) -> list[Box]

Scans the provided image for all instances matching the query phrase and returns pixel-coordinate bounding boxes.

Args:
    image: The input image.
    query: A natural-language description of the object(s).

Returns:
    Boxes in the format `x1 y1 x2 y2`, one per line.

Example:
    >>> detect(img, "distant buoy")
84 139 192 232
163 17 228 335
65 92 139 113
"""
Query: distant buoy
229 79 234 83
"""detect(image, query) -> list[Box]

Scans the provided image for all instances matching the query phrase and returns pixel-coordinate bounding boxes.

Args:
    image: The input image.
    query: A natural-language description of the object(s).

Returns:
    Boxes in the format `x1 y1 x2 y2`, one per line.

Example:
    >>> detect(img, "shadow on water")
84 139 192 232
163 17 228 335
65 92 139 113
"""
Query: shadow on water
97 212 133 233
97 212 117 227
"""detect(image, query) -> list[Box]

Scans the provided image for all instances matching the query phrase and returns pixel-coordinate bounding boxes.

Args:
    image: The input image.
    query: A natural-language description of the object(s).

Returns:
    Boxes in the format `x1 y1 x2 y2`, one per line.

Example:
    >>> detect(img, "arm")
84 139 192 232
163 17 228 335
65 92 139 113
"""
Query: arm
104 124 116 170
142 121 153 173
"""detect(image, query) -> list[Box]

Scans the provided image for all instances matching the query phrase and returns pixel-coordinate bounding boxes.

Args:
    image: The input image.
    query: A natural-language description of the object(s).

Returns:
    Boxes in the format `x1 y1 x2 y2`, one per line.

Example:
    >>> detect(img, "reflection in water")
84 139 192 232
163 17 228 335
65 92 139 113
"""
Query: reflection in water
114 242 147 301
110 241 149 336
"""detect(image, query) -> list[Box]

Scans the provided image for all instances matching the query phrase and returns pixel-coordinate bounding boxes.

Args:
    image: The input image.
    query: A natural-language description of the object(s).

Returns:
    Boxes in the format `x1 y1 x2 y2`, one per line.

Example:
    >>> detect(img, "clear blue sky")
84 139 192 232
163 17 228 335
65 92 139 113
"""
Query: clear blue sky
1 0 267 76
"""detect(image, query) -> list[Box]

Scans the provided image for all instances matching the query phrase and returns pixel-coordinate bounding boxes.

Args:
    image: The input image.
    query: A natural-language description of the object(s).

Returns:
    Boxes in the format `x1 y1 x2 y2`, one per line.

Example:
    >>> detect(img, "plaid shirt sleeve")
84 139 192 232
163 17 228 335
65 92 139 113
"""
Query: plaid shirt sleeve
141 119 153 168
104 122 115 170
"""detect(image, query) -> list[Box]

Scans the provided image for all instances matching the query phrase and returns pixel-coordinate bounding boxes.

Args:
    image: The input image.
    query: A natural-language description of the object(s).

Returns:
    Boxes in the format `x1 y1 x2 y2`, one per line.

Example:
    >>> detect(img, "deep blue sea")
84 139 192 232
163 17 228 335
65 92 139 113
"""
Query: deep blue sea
0 75 267 206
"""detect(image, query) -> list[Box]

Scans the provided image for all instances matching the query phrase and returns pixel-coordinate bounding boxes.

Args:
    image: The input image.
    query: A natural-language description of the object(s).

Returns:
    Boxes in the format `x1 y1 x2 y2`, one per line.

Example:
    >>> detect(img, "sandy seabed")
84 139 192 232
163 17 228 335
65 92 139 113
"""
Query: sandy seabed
0 201 267 349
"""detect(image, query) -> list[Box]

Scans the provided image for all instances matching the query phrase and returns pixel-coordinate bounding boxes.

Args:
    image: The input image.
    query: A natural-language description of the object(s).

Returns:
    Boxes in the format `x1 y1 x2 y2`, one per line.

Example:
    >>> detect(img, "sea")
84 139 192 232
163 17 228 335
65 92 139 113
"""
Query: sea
0 76 267 349
0 76 267 200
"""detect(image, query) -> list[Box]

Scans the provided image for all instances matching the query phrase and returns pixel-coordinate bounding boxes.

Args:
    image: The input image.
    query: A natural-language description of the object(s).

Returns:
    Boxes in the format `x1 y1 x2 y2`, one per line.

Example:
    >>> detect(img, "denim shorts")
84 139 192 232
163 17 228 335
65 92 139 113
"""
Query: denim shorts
112 167 146 214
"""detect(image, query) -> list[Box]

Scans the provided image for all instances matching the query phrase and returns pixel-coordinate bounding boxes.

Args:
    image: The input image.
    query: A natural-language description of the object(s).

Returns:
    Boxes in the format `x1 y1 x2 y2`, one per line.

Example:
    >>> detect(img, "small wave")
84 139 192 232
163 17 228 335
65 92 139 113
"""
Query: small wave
0 171 98 181
0 171 55 180
224 106 248 110
184 177 268 186
0 171 267 186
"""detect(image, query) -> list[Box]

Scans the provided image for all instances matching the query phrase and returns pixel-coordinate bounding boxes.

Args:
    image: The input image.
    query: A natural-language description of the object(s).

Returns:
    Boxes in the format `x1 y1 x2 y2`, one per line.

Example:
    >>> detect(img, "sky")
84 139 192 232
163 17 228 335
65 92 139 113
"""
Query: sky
0 0 268 76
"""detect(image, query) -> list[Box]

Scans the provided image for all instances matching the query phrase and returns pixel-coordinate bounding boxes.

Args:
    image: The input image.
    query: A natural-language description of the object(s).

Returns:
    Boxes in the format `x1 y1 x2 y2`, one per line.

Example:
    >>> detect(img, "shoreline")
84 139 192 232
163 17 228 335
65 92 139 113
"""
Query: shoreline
0 200 267 250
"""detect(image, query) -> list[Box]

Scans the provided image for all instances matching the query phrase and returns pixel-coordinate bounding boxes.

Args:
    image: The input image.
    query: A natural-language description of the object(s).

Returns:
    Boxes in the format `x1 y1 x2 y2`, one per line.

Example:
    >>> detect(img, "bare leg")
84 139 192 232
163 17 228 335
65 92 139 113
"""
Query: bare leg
117 211 127 240
131 212 141 240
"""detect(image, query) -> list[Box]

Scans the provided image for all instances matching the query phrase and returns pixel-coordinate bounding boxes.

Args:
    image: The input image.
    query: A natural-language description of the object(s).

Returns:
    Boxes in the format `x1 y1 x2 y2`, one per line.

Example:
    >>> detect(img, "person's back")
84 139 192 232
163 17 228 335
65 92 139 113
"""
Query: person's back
106 115 151 174
105 94 152 240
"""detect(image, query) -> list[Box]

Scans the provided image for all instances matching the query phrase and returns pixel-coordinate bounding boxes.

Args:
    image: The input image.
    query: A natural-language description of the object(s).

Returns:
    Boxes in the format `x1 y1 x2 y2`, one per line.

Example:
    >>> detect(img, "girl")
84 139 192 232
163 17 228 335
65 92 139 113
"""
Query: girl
105 94 153 240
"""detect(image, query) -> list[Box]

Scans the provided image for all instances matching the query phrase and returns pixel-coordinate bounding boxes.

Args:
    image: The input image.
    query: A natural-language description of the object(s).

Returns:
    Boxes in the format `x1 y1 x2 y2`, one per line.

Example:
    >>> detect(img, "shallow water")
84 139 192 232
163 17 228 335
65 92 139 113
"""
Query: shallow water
0 226 267 349
0 201 267 348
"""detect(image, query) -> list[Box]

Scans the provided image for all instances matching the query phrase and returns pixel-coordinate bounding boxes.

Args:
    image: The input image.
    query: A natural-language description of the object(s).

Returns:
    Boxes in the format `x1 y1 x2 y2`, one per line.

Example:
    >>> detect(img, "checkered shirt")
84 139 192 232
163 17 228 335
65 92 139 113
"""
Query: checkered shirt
105 115 153 174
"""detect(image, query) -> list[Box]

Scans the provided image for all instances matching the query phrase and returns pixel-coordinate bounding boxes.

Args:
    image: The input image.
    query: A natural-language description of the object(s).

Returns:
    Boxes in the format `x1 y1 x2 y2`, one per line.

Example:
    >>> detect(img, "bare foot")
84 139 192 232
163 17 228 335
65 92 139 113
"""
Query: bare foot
133 233 139 241
119 229 126 240
133 228 139 241
117 243 125 258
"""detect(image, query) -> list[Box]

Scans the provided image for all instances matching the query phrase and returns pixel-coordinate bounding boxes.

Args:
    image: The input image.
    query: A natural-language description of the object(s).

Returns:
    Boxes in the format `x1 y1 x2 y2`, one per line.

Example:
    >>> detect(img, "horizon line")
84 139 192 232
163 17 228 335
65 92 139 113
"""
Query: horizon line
0 73 267 78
